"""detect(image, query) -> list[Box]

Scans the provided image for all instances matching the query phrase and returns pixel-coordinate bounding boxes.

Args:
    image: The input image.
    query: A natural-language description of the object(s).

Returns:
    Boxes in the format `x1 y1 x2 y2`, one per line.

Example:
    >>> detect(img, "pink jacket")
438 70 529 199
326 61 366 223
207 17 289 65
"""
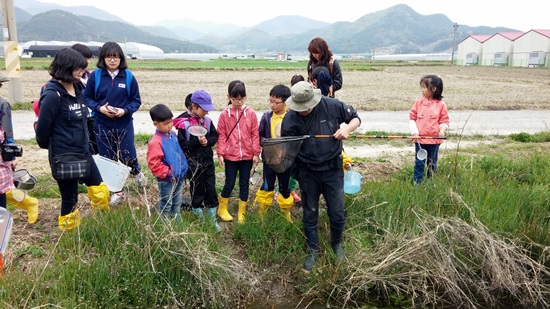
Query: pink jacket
409 97 450 145
217 105 261 161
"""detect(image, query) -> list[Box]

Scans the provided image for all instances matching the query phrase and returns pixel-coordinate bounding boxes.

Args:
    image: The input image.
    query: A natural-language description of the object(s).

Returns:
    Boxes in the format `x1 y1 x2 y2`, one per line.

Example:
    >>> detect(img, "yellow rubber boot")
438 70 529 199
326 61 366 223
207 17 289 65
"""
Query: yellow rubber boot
238 200 247 224
217 195 233 222
87 182 110 211
277 193 294 223
58 209 81 231
6 190 39 224
253 189 274 219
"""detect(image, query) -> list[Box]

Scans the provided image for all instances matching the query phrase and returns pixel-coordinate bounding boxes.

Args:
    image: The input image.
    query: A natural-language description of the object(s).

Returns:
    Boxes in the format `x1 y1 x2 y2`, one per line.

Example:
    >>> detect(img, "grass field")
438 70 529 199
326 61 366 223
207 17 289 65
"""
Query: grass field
1 61 550 308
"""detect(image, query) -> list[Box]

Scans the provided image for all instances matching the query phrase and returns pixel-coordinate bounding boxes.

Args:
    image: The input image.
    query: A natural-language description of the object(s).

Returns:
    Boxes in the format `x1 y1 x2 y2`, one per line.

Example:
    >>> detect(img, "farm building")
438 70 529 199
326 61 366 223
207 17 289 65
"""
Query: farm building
456 35 491 65
21 41 164 59
512 30 550 67
457 30 550 67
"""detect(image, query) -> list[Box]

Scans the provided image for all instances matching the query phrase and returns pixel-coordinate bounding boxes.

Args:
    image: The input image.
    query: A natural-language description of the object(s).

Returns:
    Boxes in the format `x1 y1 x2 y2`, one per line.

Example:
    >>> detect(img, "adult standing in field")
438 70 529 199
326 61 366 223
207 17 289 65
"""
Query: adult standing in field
36 48 110 231
281 81 360 272
307 37 343 96
84 42 147 206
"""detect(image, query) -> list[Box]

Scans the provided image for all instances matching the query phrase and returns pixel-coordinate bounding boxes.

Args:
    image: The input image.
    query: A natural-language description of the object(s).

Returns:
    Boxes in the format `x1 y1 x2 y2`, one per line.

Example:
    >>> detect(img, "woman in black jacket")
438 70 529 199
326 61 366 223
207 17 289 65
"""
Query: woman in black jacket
36 48 110 231
307 37 343 95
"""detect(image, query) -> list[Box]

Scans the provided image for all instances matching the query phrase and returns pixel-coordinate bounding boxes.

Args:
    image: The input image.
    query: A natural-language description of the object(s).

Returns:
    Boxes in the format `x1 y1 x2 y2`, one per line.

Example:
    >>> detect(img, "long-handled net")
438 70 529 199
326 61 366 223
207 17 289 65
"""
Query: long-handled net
261 136 308 173
262 135 447 173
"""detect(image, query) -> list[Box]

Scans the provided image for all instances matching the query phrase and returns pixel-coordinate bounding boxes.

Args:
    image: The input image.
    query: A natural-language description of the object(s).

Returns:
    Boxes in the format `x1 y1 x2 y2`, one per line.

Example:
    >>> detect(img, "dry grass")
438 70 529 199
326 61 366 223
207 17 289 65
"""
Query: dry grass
9 65 550 112
336 190 550 308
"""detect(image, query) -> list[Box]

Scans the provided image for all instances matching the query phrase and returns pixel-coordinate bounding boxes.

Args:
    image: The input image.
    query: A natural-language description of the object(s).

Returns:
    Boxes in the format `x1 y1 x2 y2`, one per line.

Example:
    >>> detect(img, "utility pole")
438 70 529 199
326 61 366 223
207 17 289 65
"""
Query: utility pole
451 22 458 65
1 0 23 103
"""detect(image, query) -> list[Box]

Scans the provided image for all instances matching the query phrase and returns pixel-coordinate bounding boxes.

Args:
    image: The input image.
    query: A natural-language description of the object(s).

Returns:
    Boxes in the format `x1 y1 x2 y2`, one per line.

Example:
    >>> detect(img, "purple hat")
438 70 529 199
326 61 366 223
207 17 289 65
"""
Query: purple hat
191 90 216 111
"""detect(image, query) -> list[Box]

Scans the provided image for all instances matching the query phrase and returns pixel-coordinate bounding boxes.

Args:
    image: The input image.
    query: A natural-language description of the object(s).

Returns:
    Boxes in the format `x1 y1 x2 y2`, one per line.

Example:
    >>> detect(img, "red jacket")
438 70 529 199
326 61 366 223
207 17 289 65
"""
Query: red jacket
216 105 261 161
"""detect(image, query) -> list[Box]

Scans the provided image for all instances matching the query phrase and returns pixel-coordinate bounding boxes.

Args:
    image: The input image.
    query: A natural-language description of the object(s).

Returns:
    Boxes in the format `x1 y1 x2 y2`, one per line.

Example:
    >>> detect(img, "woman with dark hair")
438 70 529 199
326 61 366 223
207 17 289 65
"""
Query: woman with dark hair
84 42 146 206
307 37 343 95
36 48 110 231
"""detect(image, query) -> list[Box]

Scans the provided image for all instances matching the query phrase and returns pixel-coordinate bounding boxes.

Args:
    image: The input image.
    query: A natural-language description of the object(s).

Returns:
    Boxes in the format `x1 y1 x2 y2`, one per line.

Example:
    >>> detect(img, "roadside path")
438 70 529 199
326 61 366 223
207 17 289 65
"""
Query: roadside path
14 109 550 140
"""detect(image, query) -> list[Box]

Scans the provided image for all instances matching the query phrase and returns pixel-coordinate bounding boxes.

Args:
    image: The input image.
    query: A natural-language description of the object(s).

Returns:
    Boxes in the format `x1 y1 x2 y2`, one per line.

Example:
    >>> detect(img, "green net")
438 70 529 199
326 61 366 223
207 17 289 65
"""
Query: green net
261 136 307 173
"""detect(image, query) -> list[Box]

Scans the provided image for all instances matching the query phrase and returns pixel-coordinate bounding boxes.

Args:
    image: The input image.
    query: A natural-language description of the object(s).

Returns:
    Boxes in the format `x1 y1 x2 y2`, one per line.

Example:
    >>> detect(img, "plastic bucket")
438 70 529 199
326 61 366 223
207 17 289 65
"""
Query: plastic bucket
344 170 362 194
93 155 131 192
0 208 13 255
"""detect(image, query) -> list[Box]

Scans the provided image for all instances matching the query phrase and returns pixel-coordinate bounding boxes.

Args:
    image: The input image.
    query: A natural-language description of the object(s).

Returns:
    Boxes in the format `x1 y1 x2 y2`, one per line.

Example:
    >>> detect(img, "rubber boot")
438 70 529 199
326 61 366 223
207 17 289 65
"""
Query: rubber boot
237 200 247 224
87 182 110 211
217 195 233 222
277 193 294 223
192 208 204 222
6 190 39 224
58 209 81 231
206 207 222 233
253 189 274 219
303 250 318 272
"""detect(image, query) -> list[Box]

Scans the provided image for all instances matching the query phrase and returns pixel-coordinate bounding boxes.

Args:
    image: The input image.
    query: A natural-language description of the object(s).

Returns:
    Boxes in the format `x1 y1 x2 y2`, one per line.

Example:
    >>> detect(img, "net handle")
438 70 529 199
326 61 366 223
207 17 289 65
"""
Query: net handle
311 135 447 139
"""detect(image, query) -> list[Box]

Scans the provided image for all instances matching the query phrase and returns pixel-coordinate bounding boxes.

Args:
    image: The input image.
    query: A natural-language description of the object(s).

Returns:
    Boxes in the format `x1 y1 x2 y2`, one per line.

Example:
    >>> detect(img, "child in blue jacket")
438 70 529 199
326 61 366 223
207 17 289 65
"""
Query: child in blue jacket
147 104 188 221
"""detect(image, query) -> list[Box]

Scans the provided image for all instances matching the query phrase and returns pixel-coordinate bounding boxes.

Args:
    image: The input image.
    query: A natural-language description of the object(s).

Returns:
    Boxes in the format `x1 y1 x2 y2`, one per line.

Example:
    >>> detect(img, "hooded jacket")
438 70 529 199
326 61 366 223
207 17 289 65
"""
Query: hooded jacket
216 105 261 161
36 80 91 160
173 111 218 168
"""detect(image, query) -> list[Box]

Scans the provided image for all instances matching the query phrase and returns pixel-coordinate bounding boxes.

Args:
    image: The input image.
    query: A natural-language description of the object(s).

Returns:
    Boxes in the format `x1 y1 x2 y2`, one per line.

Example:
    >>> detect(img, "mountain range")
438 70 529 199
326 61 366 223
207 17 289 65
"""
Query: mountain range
12 0 517 55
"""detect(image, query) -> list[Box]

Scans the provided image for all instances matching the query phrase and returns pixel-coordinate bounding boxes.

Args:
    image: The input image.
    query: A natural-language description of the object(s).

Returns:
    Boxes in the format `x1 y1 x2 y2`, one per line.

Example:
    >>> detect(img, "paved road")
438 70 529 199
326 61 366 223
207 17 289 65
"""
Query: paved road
12 109 550 140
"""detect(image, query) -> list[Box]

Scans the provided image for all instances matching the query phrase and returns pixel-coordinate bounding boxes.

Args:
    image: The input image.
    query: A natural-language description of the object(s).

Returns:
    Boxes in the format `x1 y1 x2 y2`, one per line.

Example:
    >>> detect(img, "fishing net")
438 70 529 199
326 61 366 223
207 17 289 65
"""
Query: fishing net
261 136 308 173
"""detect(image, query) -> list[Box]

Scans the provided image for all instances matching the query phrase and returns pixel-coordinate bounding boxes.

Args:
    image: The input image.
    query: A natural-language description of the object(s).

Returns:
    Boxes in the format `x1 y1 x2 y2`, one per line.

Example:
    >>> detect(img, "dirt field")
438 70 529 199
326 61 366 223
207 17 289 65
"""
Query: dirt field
6 65 550 112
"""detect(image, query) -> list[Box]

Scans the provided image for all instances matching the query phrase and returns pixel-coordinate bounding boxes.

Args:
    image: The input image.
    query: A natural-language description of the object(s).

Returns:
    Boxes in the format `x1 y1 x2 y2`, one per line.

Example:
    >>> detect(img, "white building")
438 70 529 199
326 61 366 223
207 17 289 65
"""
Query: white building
457 35 491 65
457 30 550 67
512 30 550 67
20 41 164 60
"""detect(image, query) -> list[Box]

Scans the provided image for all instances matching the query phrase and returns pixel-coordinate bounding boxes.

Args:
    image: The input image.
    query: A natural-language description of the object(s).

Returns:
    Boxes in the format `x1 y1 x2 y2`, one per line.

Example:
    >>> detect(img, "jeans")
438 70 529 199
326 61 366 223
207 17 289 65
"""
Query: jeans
414 143 440 184
157 178 184 219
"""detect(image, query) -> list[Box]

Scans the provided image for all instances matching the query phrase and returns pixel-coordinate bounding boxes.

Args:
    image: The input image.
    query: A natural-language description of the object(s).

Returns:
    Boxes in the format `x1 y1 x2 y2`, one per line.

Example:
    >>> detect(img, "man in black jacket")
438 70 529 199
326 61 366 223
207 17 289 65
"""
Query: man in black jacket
281 81 361 272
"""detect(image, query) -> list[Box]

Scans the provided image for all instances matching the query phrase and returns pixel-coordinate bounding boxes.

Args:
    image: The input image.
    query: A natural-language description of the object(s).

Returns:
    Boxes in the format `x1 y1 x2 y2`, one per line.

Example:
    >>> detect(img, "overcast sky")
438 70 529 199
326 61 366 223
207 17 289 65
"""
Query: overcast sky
38 0 547 32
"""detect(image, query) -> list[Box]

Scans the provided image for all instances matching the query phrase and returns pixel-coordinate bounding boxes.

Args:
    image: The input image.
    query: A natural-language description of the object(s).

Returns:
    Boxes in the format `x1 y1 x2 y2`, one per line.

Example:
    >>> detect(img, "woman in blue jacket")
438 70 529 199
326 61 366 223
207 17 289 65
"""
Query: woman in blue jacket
84 42 146 206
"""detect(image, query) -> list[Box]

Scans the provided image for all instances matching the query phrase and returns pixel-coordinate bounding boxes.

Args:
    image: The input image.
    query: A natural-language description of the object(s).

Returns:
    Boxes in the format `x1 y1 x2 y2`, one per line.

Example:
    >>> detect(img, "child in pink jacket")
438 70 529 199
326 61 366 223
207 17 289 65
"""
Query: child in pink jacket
216 80 261 224
409 75 450 184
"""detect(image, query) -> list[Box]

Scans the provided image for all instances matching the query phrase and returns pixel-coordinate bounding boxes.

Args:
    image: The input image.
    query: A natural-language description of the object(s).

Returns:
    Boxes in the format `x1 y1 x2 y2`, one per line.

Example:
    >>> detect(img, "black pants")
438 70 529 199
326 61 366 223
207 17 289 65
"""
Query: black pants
260 161 291 199
295 166 346 251
220 159 253 202
57 159 103 216
188 163 218 208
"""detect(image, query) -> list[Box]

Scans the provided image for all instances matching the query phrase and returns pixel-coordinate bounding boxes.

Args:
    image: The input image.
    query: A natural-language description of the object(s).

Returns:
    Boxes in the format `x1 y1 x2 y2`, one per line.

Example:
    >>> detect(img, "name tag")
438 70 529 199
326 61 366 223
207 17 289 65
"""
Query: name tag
118 83 126 89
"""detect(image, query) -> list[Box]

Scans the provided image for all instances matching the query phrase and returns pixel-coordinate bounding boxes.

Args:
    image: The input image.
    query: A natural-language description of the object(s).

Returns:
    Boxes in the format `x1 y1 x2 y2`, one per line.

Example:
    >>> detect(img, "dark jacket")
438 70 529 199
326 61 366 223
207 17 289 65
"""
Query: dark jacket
83 68 141 130
173 112 218 168
308 58 343 92
36 80 90 160
281 97 359 170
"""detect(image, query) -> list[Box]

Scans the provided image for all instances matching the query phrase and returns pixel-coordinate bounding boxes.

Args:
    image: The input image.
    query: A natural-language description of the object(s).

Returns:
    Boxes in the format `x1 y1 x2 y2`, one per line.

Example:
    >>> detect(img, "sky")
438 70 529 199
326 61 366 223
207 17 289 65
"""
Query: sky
37 0 548 32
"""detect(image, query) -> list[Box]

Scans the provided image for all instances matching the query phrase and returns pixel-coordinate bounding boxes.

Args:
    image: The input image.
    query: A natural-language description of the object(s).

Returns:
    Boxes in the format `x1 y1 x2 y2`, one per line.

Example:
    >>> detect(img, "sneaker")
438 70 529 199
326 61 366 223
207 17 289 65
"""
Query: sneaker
332 243 345 263
303 251 318 272
135 172 148 187
291 191 301 202
109 192 125 206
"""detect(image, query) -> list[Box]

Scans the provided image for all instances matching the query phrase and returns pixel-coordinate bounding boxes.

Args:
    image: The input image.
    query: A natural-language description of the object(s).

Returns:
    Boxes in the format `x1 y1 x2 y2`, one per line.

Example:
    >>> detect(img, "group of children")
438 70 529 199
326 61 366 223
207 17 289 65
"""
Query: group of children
146 78 301 231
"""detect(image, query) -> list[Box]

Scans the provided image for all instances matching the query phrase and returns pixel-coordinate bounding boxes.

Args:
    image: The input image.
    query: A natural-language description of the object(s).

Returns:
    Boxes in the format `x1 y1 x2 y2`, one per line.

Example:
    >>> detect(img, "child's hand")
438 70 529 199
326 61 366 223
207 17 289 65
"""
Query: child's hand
439 129 446 136
199 136 207 146
218 156 225 169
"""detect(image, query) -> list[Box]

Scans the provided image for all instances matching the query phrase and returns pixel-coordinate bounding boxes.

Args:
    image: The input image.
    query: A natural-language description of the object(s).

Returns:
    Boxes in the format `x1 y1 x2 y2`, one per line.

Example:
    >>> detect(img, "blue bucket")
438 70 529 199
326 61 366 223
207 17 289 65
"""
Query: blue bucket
344 170 362 194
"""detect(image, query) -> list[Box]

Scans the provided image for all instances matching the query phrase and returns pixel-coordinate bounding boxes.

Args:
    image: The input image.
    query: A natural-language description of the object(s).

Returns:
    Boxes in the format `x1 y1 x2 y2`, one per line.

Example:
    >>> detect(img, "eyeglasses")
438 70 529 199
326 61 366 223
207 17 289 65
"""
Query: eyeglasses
105 55 120 60
230 97 246 102
268 99 284 105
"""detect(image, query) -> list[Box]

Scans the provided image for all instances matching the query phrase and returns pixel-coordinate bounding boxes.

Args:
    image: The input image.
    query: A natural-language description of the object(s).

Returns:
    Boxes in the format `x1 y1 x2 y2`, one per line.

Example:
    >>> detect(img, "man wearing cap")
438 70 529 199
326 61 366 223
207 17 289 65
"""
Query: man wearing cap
281 81 361 272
